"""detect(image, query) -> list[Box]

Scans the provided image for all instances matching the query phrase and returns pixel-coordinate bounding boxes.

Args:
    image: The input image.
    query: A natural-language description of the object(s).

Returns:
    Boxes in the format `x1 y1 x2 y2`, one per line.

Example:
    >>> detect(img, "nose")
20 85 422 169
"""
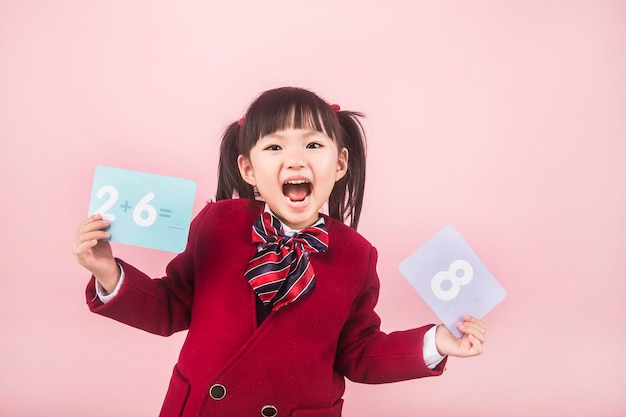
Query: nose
284 148 306 169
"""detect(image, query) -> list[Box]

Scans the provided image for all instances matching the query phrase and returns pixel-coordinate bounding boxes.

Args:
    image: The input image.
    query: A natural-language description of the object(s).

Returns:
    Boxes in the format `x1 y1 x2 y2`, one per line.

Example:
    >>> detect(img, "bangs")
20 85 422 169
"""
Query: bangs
240 87 340 153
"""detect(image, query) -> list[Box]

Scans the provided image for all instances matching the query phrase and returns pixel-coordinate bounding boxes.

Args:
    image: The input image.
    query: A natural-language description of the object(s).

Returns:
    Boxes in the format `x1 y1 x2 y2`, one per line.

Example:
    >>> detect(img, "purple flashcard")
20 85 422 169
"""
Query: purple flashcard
399 225 506 338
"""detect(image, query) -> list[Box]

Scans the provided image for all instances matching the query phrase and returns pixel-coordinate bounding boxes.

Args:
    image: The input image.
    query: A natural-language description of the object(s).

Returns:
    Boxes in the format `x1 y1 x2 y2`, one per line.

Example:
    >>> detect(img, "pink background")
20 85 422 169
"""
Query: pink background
1 1 625 416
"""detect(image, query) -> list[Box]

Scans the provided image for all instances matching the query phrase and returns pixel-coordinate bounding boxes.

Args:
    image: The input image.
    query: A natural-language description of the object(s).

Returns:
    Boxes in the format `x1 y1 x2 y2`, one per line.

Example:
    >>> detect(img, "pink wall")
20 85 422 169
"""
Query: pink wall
1 1 625 416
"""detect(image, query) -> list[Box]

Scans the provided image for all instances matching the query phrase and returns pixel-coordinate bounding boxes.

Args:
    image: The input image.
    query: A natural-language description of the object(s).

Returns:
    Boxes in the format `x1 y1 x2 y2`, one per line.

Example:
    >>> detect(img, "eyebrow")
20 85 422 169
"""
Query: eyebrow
263 130 329 140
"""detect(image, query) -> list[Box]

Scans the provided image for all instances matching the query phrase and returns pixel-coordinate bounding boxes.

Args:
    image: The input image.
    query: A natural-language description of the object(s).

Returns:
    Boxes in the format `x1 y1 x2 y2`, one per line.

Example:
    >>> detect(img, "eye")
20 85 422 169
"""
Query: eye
264 144 282 151
306 142 322 149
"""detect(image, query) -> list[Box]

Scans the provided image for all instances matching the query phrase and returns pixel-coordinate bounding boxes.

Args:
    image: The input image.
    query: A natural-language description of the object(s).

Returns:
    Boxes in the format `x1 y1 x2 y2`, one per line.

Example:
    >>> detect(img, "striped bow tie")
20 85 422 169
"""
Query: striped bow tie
245 212 329 313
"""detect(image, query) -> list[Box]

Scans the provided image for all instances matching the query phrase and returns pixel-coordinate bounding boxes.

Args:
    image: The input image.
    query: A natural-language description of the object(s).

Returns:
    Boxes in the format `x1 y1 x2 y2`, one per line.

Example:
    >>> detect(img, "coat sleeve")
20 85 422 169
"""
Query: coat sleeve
85 203 213 336
334 246 447 383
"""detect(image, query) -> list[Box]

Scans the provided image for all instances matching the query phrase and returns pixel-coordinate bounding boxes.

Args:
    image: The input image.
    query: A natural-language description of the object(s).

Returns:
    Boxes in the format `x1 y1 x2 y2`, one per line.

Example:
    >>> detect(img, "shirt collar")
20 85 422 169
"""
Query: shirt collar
263 204 323 237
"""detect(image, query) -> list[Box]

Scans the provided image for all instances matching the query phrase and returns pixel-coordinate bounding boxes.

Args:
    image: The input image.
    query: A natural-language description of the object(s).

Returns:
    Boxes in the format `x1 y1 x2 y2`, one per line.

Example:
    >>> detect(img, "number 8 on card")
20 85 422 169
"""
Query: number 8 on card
88 166 197 253
399 225 506 338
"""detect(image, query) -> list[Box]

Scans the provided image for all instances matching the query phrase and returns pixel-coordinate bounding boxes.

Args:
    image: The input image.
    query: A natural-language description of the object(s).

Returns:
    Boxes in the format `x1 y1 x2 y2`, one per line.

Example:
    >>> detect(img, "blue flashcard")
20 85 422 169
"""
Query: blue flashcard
88 166 197 253
399 225 506 338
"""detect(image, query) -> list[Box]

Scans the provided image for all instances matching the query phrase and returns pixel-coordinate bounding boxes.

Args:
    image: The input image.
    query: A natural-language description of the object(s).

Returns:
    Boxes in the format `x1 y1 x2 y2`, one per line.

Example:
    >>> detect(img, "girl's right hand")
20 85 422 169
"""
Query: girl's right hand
73 214 120 293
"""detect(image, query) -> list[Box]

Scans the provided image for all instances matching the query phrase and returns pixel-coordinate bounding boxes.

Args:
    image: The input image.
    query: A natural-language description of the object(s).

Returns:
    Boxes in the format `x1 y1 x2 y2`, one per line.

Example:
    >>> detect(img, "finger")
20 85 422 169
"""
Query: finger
74 239 98 260
467 334 484 356
77 215 110 234
80 229 110 242
460 320 486 336
75 229 110 248
457 321 487 344
74 216 110 247
73 230 110 257
463 316 487 334
77 213 101 230
74 233 102 254
76 216 109 238
463 315 486 328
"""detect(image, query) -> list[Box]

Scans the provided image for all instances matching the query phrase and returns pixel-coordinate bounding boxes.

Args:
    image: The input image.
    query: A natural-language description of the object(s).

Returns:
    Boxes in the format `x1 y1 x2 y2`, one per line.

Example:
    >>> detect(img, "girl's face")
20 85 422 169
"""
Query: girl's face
238 128 348 230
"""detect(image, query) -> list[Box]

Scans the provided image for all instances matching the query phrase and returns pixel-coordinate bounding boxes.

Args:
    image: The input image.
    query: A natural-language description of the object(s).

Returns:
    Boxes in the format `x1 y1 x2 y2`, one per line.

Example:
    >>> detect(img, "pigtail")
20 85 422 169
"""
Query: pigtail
329 111 367 230
216 122 255 201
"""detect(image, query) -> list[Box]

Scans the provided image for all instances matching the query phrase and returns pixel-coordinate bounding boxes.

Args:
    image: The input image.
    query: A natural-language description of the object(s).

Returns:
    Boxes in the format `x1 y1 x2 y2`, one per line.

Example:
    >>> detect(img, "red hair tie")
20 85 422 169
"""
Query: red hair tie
330 104 340 112
237 118 244 126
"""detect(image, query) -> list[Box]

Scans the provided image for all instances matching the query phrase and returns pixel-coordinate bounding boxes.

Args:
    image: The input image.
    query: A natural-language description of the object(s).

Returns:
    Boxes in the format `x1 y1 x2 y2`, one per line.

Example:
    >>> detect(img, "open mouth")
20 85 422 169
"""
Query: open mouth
283 180 311 202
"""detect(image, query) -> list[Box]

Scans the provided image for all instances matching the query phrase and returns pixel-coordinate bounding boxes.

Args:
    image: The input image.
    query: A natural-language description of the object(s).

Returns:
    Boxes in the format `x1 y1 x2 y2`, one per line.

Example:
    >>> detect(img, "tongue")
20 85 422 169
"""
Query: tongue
283 183 309 201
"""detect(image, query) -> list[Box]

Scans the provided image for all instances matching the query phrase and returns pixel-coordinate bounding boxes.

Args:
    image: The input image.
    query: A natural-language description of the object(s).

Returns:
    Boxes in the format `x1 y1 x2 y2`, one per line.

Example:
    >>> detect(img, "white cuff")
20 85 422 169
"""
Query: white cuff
423 325 446 369
95 263 125 304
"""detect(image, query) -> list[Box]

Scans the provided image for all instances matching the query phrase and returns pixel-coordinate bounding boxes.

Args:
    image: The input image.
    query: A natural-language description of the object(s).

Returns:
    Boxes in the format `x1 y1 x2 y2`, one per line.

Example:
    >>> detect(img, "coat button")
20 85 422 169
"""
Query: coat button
209 384 226 400
261 405 278 417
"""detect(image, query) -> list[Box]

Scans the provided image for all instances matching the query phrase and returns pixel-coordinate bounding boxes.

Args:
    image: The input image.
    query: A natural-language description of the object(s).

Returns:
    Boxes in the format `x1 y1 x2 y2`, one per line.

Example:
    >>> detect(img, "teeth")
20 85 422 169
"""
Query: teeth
285 180 309 185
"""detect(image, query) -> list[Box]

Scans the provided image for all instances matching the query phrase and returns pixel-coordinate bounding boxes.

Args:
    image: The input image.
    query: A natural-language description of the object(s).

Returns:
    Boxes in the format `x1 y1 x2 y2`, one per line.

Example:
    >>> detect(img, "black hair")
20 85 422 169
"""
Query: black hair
216 87 367 229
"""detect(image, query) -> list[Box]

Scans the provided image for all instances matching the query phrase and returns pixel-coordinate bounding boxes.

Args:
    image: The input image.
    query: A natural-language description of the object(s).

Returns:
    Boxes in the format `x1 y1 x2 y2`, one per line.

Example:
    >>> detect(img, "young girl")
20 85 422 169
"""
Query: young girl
74 87 486 417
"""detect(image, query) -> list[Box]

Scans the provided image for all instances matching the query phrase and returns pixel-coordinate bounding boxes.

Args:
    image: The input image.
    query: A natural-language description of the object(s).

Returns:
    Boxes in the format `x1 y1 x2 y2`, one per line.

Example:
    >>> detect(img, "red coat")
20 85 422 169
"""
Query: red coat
86 199 445 417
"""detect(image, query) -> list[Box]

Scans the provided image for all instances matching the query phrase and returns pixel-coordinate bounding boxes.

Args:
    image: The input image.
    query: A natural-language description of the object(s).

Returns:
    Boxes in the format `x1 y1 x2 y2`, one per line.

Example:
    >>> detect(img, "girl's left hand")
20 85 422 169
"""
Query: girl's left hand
435 316 487 358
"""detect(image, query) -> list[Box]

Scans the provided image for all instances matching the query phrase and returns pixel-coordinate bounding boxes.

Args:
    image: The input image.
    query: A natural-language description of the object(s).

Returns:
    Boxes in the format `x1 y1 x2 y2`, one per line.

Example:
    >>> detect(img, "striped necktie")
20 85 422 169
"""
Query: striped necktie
245 212 329 312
